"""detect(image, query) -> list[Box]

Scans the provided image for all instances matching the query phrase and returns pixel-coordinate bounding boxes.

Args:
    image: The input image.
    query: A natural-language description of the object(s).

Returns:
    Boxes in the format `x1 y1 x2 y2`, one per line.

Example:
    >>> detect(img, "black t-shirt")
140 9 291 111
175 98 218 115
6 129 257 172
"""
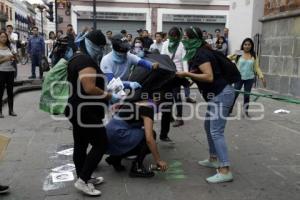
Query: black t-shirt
67 54 107 120
189 48 228 101
143 37 154 49
117 103 154 125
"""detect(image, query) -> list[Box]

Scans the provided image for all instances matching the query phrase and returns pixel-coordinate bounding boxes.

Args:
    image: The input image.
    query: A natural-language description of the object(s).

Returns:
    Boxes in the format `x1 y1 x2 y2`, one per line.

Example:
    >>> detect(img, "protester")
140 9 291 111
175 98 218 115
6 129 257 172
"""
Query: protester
142 30 153 50
176 26 234 183
149 32 163 53
100 34 158 88
131 37 145 58
105 101 168 177
228 38 266 117
161 27 195 129
0 31 17 118
27 27 45 79
65 30 120 196
75 27 90 50
214 36 228 56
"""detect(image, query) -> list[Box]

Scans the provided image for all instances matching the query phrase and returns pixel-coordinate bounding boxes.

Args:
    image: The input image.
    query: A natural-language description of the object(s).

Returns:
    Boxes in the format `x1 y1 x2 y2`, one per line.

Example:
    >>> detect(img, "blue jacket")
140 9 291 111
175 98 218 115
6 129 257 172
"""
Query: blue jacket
28 35 45 56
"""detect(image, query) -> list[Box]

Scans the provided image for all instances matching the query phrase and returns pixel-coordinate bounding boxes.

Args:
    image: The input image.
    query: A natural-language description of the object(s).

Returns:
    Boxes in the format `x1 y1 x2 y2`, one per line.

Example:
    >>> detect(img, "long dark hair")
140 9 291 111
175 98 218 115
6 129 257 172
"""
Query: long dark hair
236 38 256 63
168 26 181 38
216 36 226 45
184 26 212 50
0 31 11 49
132 37 144 48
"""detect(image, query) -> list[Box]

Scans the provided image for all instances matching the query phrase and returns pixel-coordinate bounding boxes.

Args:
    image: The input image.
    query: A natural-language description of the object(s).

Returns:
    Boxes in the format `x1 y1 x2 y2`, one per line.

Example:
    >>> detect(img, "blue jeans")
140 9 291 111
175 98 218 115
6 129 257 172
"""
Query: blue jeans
204 85 235 167
31 54 42 78
184 85 190 97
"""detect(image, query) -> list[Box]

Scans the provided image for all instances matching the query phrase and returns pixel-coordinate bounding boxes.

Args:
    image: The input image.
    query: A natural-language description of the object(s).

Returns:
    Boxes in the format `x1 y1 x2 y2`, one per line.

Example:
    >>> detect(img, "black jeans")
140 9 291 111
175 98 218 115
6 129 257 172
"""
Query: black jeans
70 117 108 183
0 71 15 113
230 79 255 114
172 78 190 118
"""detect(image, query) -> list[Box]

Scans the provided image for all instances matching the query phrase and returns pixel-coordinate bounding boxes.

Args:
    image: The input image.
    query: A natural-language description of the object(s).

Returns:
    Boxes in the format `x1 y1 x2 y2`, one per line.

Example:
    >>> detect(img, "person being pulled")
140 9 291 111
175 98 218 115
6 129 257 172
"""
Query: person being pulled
105 99 168 178
100 34 159 90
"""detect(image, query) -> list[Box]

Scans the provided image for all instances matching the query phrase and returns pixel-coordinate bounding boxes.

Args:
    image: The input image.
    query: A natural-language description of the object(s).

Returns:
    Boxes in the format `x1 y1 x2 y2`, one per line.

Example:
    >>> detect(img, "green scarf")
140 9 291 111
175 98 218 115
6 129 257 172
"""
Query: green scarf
182 38 203 61
168 36 181 53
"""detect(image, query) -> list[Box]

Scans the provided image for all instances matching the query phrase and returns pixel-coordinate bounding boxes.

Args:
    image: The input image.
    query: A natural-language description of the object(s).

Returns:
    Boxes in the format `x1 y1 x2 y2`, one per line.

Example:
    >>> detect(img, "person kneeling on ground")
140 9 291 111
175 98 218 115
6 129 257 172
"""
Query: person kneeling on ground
105 101 168 177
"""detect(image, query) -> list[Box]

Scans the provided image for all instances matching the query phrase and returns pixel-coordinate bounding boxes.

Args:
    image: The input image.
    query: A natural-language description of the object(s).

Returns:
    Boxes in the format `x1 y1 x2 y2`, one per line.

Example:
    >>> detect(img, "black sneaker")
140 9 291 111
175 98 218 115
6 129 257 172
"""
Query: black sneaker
0 185 9 194
173 119 184 127
105 156 126 172
0 113 4 118
129 162 155 178
160 137 174 143
28 76 36 79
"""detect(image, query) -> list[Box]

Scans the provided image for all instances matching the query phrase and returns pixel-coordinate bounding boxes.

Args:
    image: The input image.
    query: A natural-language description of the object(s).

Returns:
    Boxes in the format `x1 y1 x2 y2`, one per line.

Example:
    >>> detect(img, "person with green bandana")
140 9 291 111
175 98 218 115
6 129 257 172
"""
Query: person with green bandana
176 26 235 184
161 27 196 130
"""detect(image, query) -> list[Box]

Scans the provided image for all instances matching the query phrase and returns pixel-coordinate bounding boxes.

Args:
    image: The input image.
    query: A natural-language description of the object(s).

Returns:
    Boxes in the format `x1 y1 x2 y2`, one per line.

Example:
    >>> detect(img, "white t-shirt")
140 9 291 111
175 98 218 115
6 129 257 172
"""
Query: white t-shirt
100 52 141 80
9 32 18 54
149 42 163 53
161 40 188 72
0 47 15 72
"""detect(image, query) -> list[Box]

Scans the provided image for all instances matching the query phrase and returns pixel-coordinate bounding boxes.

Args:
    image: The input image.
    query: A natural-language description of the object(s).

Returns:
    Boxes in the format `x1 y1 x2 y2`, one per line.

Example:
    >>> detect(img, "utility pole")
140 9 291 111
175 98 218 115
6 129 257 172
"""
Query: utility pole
93 0 96 29
55 0 58 32
37 5 46 37
41 10 44 35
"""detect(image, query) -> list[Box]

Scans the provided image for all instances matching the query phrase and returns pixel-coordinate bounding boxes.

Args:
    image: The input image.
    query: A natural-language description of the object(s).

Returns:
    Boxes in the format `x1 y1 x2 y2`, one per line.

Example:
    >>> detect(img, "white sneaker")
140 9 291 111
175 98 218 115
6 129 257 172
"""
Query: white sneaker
198 159 219 169
74 178 101 196
88 176 104 185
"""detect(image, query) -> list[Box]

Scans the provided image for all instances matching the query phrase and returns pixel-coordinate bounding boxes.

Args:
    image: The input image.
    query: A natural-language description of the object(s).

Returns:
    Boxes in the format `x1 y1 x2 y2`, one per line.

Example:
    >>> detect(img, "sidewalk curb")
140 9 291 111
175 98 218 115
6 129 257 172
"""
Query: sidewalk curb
2 79 42 106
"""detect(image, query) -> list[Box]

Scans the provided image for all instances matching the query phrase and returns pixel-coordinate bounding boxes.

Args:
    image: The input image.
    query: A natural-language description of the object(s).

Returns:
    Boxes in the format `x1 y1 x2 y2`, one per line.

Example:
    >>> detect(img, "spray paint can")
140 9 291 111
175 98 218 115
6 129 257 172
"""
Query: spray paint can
149 164 161 171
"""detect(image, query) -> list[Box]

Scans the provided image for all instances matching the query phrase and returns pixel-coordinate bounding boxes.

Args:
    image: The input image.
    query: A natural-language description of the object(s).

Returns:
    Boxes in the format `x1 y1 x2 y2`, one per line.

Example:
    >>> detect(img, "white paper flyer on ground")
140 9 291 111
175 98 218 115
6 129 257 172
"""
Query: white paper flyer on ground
51 172 74 183
52 164 75 173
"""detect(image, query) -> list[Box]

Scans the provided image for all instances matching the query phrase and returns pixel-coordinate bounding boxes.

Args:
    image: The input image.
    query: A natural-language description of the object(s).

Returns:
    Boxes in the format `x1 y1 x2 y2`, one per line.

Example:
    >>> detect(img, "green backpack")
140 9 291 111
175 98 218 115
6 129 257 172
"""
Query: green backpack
39 58 69 115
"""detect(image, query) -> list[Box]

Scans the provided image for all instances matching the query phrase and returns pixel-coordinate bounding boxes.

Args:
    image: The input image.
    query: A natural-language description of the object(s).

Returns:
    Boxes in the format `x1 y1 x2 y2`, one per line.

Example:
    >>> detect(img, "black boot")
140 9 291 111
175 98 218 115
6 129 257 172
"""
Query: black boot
105 156 126 172
129 162 155 178
0 112 3 118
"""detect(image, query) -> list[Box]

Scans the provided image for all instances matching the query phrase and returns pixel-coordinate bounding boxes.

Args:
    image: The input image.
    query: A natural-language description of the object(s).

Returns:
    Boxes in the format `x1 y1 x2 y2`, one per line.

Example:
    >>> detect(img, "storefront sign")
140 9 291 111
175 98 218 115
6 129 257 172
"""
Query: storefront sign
77 11 146 21
163 14 226 23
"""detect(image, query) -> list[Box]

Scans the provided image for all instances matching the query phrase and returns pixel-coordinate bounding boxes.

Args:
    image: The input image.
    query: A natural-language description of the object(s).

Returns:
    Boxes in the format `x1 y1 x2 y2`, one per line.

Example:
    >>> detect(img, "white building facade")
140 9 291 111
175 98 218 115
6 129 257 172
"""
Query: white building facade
227 0 264 54
56 0 230 36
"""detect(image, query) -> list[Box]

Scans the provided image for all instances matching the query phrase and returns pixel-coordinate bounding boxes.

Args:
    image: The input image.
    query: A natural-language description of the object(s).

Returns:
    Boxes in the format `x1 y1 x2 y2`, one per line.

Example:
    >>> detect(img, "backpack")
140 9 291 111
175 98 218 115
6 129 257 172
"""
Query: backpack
39 54 82 115
211 50 241 84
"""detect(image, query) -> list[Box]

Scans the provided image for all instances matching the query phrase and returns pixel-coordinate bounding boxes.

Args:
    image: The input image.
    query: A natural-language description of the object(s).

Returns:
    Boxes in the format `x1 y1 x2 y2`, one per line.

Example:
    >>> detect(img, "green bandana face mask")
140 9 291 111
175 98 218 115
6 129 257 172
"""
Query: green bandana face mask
182 38 203 61
168 36 181 53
